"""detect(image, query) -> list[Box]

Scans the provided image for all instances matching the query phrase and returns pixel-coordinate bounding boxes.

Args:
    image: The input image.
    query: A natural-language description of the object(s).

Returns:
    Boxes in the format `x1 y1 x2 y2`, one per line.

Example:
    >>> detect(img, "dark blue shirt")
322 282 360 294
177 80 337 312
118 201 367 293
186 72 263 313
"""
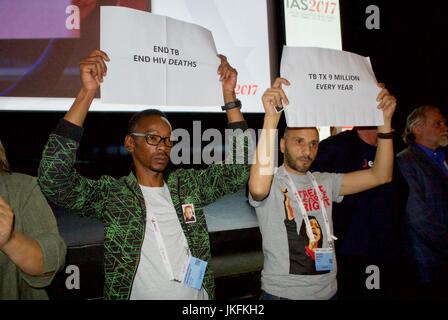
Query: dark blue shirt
416 144 448 176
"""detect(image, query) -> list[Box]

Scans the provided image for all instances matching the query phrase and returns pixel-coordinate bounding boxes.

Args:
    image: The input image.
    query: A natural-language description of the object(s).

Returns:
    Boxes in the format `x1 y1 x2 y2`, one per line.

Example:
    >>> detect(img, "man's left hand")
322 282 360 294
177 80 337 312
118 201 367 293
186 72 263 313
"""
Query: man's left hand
376 83 397 122
217 54 237 100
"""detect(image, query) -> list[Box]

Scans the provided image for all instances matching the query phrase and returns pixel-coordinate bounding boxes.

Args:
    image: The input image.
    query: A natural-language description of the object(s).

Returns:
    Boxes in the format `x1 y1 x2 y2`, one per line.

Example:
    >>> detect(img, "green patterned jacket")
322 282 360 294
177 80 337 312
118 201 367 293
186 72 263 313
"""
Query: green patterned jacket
37 119 250 300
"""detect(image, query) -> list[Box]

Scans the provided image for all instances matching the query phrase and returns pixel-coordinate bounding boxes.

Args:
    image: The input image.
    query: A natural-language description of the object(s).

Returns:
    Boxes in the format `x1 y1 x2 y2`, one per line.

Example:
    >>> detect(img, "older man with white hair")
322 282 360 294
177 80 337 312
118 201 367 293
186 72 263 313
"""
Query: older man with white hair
397 105 448 298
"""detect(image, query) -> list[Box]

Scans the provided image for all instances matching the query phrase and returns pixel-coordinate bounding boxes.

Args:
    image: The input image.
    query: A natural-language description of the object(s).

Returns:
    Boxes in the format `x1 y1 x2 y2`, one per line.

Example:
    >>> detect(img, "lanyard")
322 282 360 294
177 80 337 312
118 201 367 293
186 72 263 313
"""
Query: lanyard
283 167 337 248
146 210 178 281
143 186 190 282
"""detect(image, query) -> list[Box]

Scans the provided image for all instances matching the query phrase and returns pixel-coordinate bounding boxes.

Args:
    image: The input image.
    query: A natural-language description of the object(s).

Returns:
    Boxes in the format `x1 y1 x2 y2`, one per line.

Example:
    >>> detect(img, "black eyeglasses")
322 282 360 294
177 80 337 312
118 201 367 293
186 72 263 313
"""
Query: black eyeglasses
130 133 175 147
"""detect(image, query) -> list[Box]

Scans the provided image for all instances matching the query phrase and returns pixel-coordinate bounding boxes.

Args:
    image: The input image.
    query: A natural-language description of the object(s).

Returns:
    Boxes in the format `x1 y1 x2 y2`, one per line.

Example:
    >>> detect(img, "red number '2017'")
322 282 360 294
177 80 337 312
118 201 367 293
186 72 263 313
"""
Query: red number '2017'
308 1 337 14
235 84 258 95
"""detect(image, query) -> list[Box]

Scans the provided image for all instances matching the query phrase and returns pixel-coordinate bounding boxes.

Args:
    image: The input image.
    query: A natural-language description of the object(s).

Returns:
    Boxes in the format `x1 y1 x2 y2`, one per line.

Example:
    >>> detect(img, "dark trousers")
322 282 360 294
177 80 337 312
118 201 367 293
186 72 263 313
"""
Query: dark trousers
259 291 290 300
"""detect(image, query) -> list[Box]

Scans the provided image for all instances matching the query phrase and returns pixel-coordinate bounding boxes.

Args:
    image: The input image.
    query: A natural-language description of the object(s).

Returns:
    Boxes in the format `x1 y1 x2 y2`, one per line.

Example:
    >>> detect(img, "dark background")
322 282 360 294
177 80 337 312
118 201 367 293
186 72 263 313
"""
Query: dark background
1 0 447 177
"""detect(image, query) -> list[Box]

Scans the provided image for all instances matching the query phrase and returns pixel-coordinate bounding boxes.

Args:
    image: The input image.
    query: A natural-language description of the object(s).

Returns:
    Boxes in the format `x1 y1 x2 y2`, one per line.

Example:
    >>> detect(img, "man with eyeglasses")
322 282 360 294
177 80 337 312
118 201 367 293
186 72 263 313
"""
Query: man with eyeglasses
37 49 249 300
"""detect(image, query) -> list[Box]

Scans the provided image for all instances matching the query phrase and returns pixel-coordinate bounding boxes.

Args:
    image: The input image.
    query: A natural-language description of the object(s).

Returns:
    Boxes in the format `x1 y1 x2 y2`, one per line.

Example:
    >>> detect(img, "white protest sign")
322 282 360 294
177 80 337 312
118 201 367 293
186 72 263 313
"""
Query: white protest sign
100 6 222 107
152 0 272 113
280 46 383 127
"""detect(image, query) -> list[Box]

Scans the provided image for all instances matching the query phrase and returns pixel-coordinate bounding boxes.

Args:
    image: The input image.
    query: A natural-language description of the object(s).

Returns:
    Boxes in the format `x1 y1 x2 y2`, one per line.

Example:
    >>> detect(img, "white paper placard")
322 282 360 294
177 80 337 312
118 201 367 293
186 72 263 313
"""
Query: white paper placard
100 6 222 107
280 46 383 127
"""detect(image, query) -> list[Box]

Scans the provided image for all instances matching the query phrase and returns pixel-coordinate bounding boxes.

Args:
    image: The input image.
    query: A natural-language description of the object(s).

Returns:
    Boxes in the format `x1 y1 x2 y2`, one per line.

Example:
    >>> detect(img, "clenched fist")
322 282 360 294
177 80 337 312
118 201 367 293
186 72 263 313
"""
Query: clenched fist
79 49 110 91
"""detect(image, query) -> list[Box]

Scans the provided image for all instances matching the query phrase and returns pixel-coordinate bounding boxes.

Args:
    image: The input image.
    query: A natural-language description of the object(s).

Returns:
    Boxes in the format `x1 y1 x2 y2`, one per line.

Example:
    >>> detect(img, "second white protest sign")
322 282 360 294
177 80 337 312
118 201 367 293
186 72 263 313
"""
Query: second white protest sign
280 46 383 127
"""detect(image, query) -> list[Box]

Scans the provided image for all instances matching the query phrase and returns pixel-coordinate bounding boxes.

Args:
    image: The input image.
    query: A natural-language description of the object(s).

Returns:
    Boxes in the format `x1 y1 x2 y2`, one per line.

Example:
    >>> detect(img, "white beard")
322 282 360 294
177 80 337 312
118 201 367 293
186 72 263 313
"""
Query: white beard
439 135 448 148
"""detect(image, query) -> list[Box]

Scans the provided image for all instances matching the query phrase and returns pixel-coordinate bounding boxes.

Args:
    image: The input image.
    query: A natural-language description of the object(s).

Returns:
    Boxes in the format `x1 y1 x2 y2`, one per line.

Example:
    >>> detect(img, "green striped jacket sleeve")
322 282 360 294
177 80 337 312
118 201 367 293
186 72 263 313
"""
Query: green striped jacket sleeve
171 121 252 206
37 119 109 220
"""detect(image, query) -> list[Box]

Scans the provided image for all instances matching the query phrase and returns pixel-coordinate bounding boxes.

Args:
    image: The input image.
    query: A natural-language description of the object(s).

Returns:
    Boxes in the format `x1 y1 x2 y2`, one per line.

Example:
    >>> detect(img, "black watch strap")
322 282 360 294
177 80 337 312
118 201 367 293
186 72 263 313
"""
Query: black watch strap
221 99 241 111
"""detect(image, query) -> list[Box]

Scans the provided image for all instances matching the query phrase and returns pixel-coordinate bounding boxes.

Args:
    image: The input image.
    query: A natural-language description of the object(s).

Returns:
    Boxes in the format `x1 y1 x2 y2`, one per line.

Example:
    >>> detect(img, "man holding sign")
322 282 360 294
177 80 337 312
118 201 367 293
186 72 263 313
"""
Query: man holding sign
248 77 396 299
37 49 249 300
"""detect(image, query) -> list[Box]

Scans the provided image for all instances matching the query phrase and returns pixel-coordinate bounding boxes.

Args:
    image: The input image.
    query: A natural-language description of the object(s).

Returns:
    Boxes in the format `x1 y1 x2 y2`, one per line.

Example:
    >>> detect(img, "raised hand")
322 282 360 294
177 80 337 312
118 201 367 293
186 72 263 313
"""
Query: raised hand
262 77 290 117
376 83 397 125
79 49 110 91
217 54 237 100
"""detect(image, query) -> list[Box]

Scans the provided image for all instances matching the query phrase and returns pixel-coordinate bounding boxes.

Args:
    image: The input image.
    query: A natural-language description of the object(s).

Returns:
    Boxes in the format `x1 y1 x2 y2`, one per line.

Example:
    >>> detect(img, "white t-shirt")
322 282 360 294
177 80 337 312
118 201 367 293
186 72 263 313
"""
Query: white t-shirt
130 183 208 300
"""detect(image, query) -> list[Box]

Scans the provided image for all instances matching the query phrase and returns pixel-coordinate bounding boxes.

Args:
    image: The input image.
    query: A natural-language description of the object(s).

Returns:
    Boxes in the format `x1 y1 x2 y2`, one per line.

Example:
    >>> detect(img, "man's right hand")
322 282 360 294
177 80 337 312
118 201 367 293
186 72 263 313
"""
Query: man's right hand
262 77 290 117
250 79 290 201
79 49 110 91
63 49 110 127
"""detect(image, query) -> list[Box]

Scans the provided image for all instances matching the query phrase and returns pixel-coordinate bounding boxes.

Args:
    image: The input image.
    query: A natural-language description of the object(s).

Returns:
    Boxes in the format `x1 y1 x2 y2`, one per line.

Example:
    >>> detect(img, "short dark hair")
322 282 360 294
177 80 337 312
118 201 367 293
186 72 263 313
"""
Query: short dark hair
283 127 319 139
127 109 169 134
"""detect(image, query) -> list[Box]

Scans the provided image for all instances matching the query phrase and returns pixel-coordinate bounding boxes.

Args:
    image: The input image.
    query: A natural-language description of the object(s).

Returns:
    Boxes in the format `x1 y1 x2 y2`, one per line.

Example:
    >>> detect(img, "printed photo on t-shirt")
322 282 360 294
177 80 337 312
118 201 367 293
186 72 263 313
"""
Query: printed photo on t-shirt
281 186 330 275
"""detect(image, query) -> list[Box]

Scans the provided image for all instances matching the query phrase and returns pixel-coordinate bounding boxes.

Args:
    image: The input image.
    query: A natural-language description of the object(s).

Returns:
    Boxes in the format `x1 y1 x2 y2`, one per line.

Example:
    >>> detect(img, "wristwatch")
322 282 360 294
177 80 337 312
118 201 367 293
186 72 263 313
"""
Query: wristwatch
377 129 395 139
221 99 241 111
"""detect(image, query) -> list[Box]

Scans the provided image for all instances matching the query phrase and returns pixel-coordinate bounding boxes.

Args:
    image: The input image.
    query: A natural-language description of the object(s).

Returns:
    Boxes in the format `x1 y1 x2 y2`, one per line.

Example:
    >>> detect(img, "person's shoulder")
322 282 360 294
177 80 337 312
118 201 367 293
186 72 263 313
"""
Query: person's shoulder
0 172 40 205
312 171 339 181
272 167 287 183
397 145 415 161
2 171 37 188
397 146 424 175
166 166 203 185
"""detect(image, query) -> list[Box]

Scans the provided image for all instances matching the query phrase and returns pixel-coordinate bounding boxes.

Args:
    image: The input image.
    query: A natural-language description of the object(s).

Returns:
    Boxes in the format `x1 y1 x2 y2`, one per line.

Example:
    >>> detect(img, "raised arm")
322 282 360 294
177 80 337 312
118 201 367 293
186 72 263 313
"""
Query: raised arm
37 50 110 219
249 77 290 201
218 54 245 125
187 55 250 205
339 84 397 196
64 49 109 127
